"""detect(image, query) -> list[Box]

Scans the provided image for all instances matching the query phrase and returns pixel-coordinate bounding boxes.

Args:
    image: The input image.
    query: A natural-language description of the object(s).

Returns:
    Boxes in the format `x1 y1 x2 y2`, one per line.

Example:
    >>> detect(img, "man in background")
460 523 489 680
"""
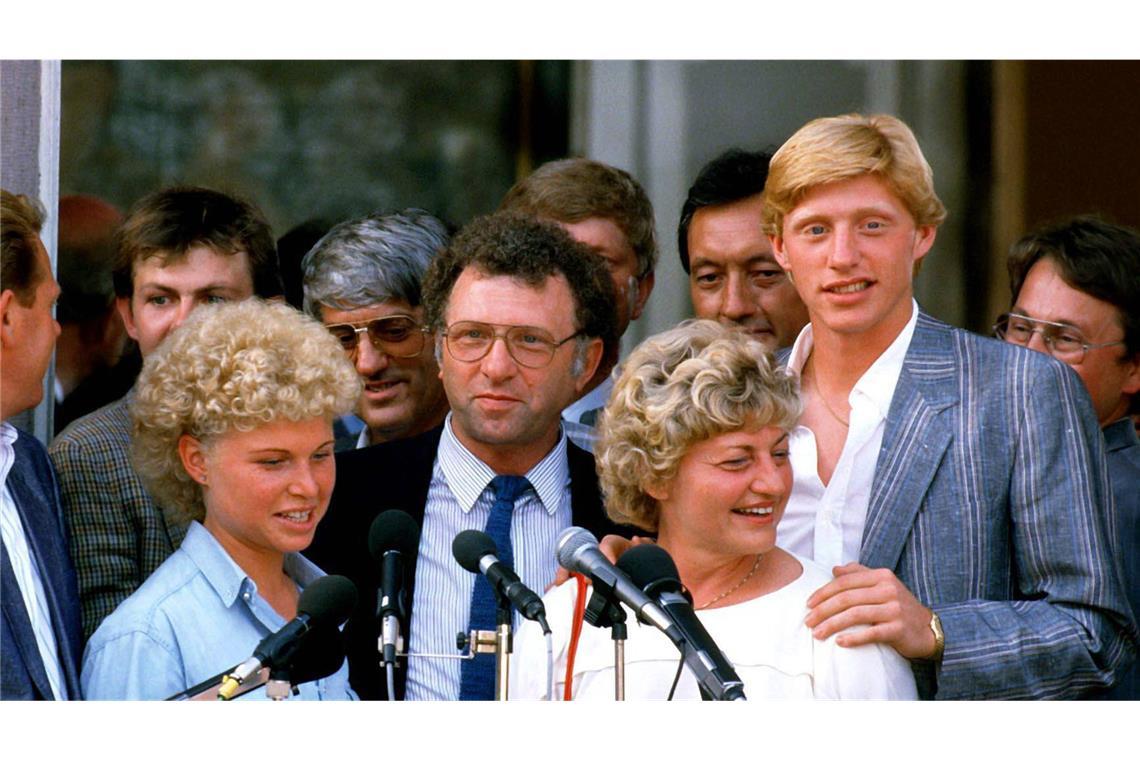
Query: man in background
53 194 135 434
302 209 450 450
678 148 808 352
1001 215 1140 699
500 158 657 448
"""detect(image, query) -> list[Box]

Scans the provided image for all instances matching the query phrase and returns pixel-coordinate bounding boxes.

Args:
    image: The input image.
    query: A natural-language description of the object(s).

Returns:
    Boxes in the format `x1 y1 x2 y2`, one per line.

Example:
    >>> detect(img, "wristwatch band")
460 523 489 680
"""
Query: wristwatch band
927 610 945 662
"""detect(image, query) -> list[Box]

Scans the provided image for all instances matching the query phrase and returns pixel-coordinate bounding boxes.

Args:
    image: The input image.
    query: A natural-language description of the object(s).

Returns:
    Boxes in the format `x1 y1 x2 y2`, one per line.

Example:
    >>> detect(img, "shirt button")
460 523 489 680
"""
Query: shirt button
242 592 251 602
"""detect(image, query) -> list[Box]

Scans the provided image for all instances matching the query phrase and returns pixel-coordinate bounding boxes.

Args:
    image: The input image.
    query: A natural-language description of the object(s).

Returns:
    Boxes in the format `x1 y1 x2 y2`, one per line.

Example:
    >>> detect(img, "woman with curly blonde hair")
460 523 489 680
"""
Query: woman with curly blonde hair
81 299 361 700
514 320 916 699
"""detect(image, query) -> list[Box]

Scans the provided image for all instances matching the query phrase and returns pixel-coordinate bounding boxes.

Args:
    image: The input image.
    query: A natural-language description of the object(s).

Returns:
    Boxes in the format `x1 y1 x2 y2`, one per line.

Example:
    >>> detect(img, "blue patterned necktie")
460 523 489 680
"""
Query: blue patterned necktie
458 475 531 700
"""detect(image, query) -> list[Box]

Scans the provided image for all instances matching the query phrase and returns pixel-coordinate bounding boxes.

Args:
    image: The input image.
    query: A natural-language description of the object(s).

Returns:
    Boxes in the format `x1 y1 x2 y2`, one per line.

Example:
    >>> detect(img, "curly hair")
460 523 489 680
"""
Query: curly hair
422 211 618 358
131 299 361 525
595 320 801 531
762 113 947 238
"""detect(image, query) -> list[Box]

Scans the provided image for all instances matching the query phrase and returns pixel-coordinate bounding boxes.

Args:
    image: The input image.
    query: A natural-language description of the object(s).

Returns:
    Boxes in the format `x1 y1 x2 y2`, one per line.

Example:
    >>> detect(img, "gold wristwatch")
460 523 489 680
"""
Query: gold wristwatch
927 611 945 662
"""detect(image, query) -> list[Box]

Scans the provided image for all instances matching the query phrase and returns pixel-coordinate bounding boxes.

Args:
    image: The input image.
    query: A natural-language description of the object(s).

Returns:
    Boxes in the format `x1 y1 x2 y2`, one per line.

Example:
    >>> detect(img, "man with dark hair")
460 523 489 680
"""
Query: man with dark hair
302 210 450 451
999 215 1140 699
50 186 282 638
679 148 808 351
500 158 656 448
1 189 83 699
307 212 628 700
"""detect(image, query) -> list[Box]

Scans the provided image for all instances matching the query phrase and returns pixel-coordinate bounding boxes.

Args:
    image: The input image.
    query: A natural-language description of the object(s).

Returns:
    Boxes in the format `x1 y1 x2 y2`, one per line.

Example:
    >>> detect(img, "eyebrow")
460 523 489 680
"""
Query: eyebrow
690 253 779 269
1009 307 1086 331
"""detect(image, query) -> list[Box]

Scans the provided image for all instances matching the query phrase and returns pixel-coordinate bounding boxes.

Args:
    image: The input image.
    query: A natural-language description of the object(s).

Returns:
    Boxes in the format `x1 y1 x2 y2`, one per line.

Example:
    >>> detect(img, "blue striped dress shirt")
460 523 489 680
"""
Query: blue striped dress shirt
404 414 573 700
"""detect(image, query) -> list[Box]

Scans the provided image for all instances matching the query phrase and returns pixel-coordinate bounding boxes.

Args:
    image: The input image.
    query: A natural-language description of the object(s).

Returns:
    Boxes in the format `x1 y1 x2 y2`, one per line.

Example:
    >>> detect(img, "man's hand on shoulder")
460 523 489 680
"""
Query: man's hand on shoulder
804 563 940 660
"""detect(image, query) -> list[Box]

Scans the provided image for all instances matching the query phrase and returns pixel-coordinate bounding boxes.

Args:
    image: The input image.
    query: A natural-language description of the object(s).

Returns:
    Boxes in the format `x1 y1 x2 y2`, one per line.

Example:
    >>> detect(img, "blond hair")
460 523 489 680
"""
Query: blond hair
595 320 801 531
762 113 947 237
131 299 361 524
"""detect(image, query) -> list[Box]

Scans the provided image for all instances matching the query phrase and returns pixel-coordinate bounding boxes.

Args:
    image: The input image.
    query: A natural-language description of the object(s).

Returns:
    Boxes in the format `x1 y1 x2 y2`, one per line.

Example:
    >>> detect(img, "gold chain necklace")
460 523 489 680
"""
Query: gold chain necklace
807 358 850 428
697 553 764 610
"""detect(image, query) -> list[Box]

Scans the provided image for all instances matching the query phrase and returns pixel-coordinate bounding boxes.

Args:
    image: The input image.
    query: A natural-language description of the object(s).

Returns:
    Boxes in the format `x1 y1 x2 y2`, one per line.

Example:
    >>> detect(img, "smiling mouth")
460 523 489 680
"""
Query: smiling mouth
732 506 774 516
277 510 313 523
826 281 870 294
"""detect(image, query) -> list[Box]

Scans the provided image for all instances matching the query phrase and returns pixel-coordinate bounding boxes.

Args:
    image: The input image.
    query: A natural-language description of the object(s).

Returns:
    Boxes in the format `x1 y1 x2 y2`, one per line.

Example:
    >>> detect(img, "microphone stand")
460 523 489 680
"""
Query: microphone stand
266 667 297 701
584 585 628 701
494 597 513 701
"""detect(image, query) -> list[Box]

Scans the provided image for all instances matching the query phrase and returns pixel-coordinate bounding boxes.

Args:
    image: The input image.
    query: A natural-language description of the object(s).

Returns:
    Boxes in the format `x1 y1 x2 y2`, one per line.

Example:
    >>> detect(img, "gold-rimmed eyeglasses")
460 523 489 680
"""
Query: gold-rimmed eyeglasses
993 312 1124 366
325 315 428 358
440 320 582 369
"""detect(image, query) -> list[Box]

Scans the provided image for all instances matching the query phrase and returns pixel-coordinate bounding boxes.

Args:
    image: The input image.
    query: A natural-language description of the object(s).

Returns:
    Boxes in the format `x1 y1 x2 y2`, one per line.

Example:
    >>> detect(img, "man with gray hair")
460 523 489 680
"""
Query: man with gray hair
302 209 450 450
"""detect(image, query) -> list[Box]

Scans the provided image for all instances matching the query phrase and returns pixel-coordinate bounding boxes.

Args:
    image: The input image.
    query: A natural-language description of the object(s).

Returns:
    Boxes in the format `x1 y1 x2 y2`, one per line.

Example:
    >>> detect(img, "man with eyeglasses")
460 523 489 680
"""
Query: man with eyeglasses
301 210 450 451
306 212 630 700
999 215 1140 699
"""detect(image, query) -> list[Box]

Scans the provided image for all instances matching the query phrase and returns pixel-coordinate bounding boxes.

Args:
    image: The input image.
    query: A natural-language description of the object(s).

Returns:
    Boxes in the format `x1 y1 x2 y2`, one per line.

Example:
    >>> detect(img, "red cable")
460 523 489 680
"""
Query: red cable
563 573 589 700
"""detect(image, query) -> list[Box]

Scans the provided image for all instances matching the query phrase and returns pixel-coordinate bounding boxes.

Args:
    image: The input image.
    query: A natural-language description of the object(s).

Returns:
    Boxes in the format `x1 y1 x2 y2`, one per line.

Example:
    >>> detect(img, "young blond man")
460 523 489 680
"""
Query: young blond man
764 114 1136 699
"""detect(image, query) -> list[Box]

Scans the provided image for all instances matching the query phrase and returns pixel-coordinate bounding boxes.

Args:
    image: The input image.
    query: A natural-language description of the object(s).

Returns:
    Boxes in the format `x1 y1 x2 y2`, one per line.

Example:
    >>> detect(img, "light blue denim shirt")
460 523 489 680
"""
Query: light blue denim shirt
81 521 356 700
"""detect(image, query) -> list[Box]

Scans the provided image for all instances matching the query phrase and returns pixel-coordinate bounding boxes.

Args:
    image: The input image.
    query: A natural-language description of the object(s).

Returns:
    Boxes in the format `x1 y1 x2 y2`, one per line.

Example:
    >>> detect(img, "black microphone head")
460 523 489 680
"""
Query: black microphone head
283 625 346 685
297 574 358 627
368 509 421 562
617 544 685 597
452 529 497 574
556 526 598 570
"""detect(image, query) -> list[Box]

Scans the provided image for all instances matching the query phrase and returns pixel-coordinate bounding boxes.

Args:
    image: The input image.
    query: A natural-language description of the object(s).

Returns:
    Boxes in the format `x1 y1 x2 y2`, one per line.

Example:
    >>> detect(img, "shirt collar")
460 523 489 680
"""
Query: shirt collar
0 422 18 490
1104 416 1140 454
562 376 614 423
786 299 920 419
180 521 324 607
437 412 568 516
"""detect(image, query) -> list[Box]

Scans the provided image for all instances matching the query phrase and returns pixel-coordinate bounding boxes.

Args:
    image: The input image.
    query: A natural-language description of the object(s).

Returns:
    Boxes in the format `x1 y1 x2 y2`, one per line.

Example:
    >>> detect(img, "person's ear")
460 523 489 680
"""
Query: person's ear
116 296 140 341
573 337 605 394
178 434 209 486
629 271 655 322
0 289 17 349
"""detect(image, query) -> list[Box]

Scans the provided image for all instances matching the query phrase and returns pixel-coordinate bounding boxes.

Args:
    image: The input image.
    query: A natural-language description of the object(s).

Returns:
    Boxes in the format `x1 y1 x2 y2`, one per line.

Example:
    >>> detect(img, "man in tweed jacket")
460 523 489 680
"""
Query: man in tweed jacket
49 187 281 638
762 113 1137 698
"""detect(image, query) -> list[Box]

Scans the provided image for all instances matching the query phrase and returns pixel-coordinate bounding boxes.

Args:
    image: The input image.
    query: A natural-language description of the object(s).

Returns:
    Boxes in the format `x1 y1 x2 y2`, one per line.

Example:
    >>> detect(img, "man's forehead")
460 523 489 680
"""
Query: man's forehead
132 246 253 289
448 267 573 315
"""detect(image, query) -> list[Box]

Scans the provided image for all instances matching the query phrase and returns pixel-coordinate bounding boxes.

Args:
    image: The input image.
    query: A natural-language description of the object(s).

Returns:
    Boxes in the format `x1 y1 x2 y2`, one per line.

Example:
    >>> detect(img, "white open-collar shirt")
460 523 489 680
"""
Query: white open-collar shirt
777 301 919 569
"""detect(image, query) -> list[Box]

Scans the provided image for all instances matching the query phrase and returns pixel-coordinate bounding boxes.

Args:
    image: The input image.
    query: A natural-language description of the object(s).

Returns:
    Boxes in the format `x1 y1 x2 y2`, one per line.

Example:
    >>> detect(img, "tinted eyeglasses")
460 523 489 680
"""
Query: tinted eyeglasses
993 312 1124 366
325 315 427 358
440 320 582 369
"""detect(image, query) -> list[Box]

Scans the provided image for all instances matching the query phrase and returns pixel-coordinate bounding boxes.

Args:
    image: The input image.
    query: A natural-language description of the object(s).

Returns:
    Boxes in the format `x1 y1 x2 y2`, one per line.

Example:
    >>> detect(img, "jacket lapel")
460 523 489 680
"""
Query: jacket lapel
860 314 958 571
1 531 56 699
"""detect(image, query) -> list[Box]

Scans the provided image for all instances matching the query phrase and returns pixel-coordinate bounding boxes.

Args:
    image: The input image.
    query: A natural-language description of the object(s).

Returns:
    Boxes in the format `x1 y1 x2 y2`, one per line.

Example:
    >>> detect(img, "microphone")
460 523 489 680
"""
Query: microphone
618 544 746 701
452 529 548 629
555 527 675 634
368 510 420 667
171 624 347 701
218 574 358 700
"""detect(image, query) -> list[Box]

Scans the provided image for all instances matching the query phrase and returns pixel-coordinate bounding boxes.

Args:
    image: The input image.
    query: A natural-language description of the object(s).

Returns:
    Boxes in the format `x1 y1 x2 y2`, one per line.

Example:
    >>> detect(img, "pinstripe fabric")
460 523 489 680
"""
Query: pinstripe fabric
1 425 66 698
48 395 188 639
850 312 1136 699
403 417 573 700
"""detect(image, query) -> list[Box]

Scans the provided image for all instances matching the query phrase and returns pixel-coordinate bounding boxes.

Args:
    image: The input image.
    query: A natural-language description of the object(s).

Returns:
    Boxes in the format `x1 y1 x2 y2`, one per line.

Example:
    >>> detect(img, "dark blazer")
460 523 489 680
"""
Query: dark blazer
1 429 84 700
305 424 630 700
